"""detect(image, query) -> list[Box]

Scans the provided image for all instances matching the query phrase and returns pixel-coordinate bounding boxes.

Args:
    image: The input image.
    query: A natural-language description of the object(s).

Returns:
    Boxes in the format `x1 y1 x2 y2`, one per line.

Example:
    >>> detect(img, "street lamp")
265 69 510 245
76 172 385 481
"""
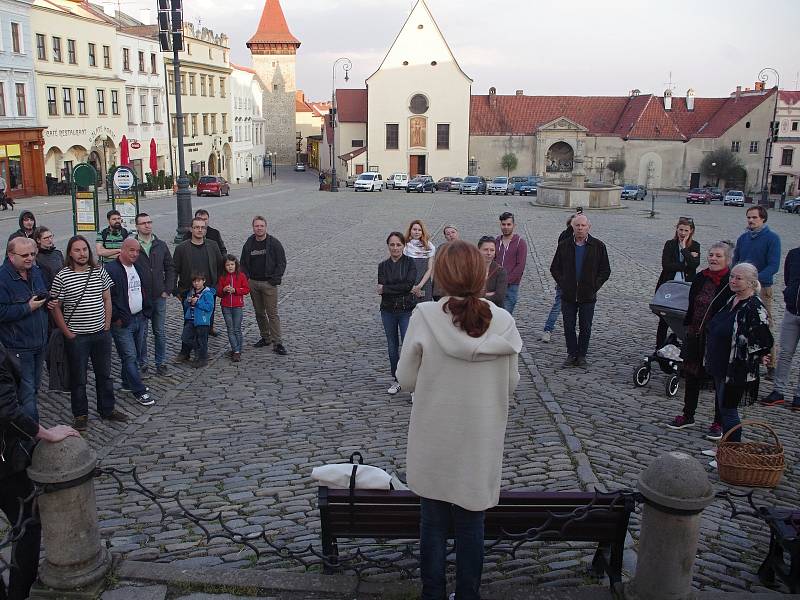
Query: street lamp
97 134 109 187
758 67 780 207
330 57 352 193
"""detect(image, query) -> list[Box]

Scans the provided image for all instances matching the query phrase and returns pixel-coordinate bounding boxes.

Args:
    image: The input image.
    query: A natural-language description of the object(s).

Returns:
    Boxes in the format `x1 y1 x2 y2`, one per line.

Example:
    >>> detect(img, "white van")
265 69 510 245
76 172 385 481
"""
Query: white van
386 173 409 190
354 172 384 192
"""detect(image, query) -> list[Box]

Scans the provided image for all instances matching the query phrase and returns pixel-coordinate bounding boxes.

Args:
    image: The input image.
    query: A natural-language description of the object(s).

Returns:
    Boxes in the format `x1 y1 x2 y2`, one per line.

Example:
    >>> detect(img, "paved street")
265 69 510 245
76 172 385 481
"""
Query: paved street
2 172 800 592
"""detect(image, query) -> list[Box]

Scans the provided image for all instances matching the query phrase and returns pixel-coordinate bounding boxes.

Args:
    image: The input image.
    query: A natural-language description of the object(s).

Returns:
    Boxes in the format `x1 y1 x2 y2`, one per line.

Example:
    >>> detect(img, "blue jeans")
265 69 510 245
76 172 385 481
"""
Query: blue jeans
380 310 411 379
714 376 742 442
182 322 209 360
420 497 484 600
64 330 116 418
222 306 244 353
13 348 44 423
561 300 596 358
503 284 520 314
111 313 148 396
543 286 562 333
138 296 167 368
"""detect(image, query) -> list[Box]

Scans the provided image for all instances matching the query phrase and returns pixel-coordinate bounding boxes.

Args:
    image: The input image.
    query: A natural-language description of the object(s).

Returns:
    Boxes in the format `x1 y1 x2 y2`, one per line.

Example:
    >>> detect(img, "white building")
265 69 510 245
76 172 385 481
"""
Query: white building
771 91 800 197
230 64 266 184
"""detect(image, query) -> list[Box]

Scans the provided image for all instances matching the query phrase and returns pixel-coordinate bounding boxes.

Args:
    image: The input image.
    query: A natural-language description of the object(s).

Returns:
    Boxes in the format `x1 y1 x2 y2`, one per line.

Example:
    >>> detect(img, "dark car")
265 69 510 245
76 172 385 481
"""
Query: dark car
782 197 800 213
196 175 230 197
436 176 462 191
519 176 542 196
621 184 647 200
705 187 723 200
686 188 713 204
459 175 487 195
406 175 436 193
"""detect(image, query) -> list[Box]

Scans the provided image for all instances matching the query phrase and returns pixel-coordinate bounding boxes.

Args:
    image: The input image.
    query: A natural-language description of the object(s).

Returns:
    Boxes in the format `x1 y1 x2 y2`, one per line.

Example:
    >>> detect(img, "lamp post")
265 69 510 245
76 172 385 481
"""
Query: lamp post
98 134 109 188
330 57 352 193
758 67 780 207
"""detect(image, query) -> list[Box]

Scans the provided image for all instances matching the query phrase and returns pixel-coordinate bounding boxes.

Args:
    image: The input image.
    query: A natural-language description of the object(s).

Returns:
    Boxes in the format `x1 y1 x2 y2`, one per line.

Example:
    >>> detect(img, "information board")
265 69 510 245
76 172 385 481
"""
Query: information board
71 163 100 236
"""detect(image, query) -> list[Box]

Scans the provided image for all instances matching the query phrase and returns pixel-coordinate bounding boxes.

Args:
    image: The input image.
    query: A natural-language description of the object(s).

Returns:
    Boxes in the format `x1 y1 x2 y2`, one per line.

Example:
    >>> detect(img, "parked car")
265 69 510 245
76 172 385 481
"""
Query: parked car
459 176 487 195
196 175 230 197
686 188 713 204
345 175 357 187
511 176 538 195
620 184 647 200
519 176 542 196
705 187 723 200
354 172 384 192
294 163 306 172
406 175 436 193
723 190 745 206
386 173 409 189
436 176 462 191
782 197 800 213
487 176 513 195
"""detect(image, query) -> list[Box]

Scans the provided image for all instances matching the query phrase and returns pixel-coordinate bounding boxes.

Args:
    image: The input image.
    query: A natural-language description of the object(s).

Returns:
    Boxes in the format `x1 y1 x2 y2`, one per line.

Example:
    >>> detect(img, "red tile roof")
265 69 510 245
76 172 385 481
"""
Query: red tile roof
335 89 368 123
296 90 312 112
779 90 800 106
247 0 299 46
339 146 367 161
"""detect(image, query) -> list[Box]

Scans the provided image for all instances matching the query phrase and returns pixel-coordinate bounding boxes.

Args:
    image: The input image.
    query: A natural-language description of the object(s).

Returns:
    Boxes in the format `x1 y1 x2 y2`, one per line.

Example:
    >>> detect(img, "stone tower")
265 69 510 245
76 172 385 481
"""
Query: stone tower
247 0 300 164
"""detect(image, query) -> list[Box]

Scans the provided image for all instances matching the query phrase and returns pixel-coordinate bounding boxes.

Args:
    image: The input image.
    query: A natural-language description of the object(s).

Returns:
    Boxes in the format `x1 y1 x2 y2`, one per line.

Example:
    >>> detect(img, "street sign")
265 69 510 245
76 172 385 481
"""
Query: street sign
70 163 100 235
131 141 141 150
113 166 135 191
111 167 139 231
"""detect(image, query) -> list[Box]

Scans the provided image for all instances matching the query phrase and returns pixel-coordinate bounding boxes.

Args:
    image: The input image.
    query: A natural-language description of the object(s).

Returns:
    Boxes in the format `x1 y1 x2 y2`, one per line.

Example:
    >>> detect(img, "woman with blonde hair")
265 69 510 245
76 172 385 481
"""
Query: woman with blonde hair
398 240 521 599
404 219 435 302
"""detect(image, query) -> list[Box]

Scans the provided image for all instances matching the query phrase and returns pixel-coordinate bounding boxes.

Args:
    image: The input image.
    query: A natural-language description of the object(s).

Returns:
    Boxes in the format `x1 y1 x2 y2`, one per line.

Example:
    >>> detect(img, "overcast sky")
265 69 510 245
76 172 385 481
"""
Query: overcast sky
131 0 799 101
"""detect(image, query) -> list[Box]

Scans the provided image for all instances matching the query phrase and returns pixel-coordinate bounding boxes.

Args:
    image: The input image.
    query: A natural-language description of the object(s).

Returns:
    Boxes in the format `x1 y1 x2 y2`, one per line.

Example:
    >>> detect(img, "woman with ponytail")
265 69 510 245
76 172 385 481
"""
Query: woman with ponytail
397 240 522 600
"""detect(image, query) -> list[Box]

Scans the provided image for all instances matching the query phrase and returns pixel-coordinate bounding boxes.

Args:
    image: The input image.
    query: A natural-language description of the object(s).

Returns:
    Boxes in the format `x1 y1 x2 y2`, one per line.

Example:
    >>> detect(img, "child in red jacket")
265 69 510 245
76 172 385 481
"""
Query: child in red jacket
216 255 250 362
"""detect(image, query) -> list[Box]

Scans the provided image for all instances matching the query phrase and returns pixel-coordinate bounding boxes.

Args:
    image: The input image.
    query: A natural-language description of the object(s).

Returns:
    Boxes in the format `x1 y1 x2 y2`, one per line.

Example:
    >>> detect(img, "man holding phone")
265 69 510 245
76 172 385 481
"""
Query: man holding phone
0 237 50 422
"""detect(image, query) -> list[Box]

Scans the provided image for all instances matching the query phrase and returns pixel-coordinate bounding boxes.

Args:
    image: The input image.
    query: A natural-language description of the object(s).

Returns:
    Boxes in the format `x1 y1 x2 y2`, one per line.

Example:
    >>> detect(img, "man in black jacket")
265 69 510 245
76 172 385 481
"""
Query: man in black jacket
133 213 175 375
0 343 77 600
550 214 611 367
181 209 227 256
240 215 287 355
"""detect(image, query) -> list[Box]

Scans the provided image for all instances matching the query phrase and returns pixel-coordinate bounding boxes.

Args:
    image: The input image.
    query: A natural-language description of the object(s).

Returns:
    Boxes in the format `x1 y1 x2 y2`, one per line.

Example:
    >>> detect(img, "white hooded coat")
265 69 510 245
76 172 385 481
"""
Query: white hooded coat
397 298 522 512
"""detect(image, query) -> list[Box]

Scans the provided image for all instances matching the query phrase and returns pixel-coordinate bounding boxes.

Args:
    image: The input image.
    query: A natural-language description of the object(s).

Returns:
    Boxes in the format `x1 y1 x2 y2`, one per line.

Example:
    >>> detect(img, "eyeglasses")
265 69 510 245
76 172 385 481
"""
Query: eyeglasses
12 252 36 258
138 221 153 225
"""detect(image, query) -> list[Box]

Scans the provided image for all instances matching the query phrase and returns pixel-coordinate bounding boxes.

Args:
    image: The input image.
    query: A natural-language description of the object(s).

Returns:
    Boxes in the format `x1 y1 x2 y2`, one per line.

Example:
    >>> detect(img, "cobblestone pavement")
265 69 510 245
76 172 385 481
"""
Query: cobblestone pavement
2 172 800 592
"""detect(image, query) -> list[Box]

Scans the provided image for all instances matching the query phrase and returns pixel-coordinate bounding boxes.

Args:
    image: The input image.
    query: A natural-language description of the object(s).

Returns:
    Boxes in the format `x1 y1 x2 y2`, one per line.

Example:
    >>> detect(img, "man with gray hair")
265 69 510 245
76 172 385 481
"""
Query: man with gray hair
549 214 611 367
0 237 50 421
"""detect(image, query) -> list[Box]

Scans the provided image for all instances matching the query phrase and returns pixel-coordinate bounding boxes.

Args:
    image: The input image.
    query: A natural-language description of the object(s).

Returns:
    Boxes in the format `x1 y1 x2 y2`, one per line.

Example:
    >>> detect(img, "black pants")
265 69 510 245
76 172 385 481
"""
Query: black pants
682 374 722 423
0 472 41 600
656 317 669 349
561 300 596 358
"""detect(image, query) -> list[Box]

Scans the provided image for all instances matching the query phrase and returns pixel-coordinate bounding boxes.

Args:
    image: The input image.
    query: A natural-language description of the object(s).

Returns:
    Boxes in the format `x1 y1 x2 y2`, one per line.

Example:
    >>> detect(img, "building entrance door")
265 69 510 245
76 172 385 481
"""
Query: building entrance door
690 172 701 188
409 155 426 177
770 175 787 195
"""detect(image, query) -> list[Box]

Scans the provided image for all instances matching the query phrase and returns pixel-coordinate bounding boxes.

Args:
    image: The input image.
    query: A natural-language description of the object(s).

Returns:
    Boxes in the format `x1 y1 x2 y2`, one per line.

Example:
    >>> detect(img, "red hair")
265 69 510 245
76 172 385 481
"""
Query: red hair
434 241 492 337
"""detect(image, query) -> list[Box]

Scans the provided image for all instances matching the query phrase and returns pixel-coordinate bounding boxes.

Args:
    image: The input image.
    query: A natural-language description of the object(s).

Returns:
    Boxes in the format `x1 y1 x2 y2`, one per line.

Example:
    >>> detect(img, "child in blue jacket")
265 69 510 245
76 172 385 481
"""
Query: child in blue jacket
181 273 216 368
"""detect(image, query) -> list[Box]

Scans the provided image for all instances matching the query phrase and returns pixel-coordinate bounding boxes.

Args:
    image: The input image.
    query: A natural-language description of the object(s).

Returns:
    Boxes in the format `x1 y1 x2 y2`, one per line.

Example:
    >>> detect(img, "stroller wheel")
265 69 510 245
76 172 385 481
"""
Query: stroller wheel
665 375 679 397
633 364 651 387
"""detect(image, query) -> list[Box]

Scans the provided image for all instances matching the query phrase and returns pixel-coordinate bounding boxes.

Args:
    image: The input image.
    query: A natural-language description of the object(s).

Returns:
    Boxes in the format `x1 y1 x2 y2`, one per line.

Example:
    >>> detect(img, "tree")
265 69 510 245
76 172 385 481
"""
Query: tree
606 158 626 184
700 148 743 186
500 153 518 178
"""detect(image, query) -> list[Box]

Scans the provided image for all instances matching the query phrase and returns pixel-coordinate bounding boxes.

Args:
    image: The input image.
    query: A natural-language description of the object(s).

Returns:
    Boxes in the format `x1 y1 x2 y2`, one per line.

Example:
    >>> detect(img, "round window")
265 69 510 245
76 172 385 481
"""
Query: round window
409 94 429 115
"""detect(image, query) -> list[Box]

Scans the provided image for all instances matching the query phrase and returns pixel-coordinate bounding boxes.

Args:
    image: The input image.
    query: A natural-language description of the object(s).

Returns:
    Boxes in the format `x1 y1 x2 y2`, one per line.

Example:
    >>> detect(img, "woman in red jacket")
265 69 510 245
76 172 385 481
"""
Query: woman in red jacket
217 255 250 362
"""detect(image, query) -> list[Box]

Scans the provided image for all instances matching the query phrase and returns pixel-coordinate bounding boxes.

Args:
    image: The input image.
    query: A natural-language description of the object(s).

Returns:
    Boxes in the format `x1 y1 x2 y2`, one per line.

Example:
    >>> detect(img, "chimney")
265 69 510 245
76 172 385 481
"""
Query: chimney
629 89 641 97
138 8 152 25
663 89 673 111
755 81 765 92
686 88 695 111
489 86 497 108
735 85 742 99
515 89 523 96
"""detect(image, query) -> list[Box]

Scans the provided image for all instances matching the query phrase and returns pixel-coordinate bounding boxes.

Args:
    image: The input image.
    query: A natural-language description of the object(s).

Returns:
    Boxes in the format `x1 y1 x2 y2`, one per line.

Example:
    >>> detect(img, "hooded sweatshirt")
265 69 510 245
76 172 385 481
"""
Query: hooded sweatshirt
397 299 522 512
8 211 36 241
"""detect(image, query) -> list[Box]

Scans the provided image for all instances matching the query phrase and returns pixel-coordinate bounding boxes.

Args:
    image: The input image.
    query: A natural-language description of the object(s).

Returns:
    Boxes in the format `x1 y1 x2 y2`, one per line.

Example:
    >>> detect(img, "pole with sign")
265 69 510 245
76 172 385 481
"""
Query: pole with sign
110 166 140 231
71 163 100 236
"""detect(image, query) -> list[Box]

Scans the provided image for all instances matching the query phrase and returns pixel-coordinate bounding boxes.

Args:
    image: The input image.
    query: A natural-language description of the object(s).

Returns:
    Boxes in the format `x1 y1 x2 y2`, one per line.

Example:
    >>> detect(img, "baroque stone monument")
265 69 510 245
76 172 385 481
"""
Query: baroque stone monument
537 140 622 209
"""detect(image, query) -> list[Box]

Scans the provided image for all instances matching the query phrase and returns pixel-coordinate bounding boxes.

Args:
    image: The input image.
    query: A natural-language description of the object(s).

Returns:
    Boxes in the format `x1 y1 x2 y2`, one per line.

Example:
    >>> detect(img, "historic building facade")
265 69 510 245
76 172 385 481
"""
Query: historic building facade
230 64 266 184
772 91 799 197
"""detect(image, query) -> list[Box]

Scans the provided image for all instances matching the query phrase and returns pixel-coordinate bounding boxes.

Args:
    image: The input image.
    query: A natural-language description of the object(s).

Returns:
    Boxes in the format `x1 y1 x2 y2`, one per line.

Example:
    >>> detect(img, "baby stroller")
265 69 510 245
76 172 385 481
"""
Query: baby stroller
632 280 691 397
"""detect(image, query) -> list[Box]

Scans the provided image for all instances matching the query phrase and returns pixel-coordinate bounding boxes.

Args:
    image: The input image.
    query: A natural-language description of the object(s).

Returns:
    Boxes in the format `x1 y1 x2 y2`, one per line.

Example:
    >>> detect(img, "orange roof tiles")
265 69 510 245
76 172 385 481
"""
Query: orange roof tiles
247 0 299 46
335 89 368 123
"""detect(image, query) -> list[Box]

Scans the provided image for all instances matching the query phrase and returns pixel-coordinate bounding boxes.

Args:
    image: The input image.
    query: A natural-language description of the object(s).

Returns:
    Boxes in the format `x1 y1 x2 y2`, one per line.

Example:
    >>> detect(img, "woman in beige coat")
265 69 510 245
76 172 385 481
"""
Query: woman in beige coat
397 240 521 600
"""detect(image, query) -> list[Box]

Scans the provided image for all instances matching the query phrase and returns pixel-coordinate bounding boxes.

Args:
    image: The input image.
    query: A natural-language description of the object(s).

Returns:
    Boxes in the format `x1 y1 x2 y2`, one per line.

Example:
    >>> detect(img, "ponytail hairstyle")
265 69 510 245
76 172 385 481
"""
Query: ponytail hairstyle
434 240 492 338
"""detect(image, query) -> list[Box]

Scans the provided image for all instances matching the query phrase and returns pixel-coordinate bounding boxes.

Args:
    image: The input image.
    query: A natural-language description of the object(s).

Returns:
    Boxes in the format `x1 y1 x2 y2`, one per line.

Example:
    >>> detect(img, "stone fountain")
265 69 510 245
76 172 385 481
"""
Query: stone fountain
536 141 622 209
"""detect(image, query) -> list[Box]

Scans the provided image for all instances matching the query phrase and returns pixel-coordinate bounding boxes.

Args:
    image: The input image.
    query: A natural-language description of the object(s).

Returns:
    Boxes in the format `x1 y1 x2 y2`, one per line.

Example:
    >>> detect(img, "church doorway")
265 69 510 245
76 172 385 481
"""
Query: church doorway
409 154 426 177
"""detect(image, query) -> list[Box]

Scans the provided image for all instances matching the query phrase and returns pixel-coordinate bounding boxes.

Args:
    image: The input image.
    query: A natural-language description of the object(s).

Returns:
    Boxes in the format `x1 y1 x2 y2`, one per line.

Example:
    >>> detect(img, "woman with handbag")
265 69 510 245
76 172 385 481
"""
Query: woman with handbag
378 232 417 396
656 217 701 348
667 242 733 439
703 262 773 445
398 240 521 600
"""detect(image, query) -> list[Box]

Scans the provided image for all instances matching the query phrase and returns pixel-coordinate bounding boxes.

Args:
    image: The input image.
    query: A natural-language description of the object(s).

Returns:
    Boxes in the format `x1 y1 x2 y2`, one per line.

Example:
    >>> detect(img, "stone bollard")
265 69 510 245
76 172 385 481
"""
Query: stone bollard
625 451 715 600
27 435 112 592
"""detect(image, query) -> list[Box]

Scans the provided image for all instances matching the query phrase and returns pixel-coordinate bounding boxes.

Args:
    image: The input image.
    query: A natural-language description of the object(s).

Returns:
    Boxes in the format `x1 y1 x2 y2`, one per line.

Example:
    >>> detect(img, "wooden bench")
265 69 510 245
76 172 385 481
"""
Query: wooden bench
318 487 634 587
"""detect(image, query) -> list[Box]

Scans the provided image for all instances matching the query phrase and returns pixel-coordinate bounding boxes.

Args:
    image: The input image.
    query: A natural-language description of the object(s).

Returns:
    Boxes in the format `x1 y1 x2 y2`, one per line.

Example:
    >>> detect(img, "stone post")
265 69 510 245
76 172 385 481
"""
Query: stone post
625 451 715 600
27 435 112 592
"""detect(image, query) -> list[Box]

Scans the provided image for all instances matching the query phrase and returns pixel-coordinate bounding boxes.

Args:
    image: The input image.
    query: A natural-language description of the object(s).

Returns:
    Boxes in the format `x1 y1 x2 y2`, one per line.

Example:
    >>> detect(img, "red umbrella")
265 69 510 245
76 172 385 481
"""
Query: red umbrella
149 138 158 175
119 135 130 166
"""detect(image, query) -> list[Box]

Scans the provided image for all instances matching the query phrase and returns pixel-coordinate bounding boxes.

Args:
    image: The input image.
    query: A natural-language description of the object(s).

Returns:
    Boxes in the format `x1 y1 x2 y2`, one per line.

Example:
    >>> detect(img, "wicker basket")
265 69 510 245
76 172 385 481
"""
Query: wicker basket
717 420 785 488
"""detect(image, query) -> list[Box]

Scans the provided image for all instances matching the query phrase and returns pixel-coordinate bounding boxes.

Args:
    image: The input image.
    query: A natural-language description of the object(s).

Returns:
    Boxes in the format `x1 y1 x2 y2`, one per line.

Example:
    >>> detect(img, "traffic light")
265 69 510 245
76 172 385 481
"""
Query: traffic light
771 121 780 141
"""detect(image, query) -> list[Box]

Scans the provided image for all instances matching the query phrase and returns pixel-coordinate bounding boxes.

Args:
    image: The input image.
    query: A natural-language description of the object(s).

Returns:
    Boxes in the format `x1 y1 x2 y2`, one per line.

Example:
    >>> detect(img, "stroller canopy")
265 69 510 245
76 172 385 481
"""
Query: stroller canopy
651 280 691 313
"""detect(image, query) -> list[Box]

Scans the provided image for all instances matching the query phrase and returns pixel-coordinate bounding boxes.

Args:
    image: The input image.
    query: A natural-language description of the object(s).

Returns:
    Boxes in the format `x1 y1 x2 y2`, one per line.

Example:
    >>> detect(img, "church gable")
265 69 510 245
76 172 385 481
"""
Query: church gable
538 117 588 133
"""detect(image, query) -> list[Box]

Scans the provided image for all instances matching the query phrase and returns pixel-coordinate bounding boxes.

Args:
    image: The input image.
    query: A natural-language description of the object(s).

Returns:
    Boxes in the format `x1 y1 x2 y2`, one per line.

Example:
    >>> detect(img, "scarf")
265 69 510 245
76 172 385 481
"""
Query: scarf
702 266 729 287
404 239 435 260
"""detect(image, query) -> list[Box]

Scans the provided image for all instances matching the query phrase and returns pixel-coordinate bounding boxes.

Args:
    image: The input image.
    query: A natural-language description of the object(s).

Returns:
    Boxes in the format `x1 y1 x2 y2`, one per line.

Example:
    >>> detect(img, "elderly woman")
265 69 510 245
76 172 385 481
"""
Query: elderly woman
656 217 701 348
704 262 773 442
667 242 733 439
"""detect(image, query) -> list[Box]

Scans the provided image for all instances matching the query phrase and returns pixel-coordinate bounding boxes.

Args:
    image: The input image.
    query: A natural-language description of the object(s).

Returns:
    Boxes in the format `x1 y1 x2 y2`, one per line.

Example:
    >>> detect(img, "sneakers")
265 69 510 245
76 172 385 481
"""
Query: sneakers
540 331 552 343
388 382 401 395
232 352 242 362
254 338 272 348
273 344 288 356
73 415 88 432
156 364 168 376
136 392 155 406
101 409 129 423
575 356 588 367
666 415 695 430
701 448 717 457
562 356 577 367
760 390 785 406
706 423 723 441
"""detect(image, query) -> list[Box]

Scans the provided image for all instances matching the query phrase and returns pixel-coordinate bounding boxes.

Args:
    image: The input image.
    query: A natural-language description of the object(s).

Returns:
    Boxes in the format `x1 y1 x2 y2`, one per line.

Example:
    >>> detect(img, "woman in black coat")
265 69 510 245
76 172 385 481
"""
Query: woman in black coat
656 217 701 347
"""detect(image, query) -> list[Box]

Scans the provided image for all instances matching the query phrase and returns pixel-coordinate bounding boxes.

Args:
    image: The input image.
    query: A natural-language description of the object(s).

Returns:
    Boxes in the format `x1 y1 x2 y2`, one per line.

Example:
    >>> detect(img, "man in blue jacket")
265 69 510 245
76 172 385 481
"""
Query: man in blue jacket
0 238 49 421
105 239 153 407
733 205 781 377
